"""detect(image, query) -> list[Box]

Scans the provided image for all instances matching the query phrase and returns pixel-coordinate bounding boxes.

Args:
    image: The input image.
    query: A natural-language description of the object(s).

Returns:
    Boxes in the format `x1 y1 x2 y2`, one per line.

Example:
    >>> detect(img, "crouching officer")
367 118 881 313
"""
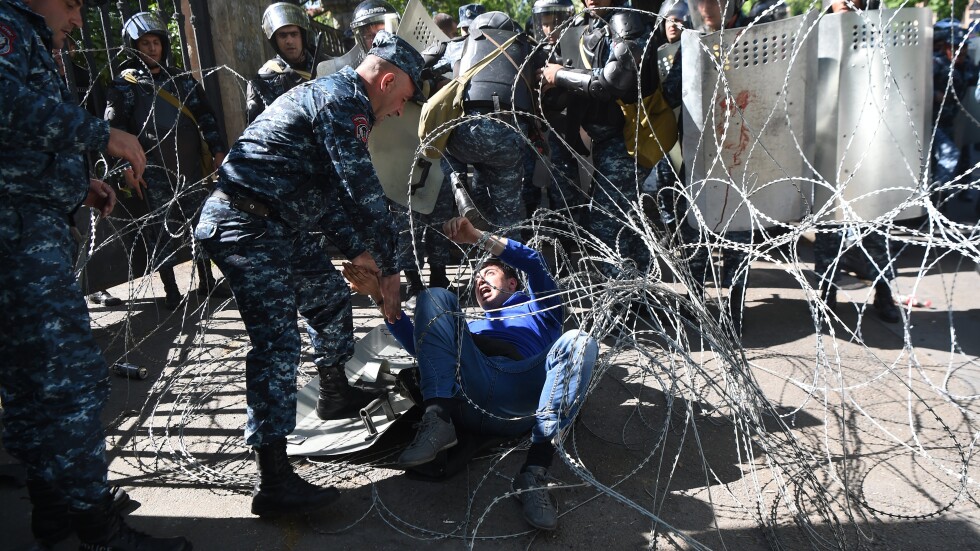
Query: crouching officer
0 0 190 549
194 31 425 517
247 2 321 124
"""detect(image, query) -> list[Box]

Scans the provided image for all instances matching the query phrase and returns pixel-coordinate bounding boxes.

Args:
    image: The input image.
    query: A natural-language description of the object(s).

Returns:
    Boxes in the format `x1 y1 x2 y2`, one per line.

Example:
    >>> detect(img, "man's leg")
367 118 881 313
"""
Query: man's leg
196 197 338 516
1 208 189 549
589 136 653 276
292 233 379 419
512 330 598 530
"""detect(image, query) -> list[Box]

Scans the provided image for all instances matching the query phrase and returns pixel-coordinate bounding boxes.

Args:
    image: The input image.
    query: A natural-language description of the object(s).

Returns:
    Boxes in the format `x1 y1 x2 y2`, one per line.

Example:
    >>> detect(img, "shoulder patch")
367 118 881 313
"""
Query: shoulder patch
351 113 369 144
0 23 16 56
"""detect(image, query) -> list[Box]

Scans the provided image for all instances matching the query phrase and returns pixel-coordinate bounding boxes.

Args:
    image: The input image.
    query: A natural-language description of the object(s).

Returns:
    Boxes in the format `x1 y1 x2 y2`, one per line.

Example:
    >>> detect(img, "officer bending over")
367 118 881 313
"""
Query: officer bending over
194 31 424 518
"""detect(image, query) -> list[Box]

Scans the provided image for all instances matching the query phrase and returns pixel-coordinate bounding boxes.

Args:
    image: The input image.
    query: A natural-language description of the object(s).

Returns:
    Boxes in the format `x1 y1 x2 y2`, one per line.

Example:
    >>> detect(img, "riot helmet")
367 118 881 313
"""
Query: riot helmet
261 2 311 62
532 0 574 44
122 12 171 67
351 0 400 52
458 4 487 35
469 11 522 34
687 0 742 32
657 0 689 43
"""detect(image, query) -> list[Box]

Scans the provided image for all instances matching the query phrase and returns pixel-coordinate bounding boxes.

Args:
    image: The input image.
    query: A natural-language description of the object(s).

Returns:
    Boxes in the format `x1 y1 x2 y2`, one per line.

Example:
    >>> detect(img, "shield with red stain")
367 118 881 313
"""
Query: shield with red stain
681 12 819 232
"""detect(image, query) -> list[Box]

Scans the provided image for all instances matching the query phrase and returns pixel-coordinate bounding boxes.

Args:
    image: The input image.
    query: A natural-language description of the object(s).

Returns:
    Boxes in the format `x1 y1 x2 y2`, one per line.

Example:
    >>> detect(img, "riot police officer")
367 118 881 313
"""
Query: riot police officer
106 11 227 310
932 18 978 209
350 0 400 53
429 3 486 77
540 0 660 276
1 0 190 549
246 2 319 124
812 0 902 323
194 32 425 517
442 11 543 239
524 0 587 233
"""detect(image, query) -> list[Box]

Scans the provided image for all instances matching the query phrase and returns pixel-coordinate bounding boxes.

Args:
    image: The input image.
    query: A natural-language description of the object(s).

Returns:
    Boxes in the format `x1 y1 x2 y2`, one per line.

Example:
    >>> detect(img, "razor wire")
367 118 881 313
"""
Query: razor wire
58 2 980 550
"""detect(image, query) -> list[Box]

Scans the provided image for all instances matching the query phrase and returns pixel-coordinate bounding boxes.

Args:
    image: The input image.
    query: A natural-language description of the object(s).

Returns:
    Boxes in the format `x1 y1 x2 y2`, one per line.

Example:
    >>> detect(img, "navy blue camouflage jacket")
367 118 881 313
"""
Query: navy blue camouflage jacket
219 65 398 275
0 0 109 215
246 52 317 124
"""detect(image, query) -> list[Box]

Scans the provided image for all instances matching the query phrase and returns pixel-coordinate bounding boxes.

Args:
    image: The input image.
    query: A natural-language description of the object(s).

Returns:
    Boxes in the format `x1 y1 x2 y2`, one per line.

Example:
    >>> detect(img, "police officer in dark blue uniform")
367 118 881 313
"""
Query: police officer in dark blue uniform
0 0 190 549
194 31 425 517
442 11 543 239
540 0 660 276
246 2 320 124
106 11 228 309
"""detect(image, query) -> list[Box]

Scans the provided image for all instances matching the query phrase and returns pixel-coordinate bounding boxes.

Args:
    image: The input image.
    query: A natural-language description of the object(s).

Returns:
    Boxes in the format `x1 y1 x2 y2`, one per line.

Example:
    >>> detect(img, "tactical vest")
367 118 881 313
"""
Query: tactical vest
457 29 536 112
125 69 204 185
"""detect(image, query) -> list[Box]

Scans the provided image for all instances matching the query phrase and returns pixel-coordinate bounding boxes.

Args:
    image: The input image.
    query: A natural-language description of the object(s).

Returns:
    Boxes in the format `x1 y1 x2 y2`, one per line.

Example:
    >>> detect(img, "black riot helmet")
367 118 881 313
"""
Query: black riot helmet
351 0 401 52
122 12 171 66
532 0 574 44
261 2 311 55
469 11 522 34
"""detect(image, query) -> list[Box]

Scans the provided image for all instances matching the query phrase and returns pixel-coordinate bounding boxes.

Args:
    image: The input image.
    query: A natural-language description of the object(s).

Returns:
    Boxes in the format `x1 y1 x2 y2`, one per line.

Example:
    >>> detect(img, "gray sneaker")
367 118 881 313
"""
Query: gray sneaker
512 466 557 530
397 410 458 468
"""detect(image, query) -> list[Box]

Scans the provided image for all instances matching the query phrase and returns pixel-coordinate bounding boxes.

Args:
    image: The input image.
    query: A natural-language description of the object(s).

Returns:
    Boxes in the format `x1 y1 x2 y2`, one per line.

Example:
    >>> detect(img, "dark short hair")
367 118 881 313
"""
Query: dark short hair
476 258 519 284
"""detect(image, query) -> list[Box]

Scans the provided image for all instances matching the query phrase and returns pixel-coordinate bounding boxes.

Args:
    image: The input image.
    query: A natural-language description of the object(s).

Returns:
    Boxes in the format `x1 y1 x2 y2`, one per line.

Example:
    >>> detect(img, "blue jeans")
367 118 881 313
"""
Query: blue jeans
414 289 597 442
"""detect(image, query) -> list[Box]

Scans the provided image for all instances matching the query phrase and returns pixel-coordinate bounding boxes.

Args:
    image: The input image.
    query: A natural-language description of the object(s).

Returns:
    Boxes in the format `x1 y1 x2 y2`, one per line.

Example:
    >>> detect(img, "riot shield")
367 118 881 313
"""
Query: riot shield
681 13 818 232
399 0 450 51
315 45 364 77
813 8 931 222
368 0 449 214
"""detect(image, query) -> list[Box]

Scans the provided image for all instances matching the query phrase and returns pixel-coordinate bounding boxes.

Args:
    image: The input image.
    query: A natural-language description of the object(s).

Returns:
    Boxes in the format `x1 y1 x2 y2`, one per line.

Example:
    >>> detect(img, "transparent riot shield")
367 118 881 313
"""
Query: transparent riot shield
813 8 931 222
399 0 450 51
681 12 818 232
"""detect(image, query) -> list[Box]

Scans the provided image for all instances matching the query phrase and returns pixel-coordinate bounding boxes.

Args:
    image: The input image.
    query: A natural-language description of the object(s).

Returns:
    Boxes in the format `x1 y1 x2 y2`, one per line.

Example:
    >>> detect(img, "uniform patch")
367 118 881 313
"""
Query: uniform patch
0 23 16 56
352 114 370 143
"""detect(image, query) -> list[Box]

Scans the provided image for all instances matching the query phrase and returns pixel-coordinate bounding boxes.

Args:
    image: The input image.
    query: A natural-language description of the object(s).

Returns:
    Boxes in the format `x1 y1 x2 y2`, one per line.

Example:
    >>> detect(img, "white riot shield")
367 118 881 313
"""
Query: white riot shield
681 13 818 232
399 0 450 51
813 8 931 222
315 45 364 77
368 0 450 214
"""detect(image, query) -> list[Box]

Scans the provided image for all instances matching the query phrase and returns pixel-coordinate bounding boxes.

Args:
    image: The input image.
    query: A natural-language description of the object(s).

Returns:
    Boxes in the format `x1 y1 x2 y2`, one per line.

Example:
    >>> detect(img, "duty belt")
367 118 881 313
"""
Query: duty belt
210 187 274 219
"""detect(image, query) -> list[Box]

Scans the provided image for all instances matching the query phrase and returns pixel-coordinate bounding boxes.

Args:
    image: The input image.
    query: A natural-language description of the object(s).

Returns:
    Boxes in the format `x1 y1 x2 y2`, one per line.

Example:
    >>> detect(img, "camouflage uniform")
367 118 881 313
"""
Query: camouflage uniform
444 117 528 239
932 51 978 199
813 226 894 288
246 52 317 124
105 63 226 271
194 65 399 446
553 10 658 275
0 0 113 509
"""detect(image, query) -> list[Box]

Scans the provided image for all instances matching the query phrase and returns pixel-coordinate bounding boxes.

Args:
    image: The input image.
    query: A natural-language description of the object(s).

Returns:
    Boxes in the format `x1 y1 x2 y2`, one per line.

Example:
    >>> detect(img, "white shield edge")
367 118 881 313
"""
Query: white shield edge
813 8 930 223
400 0 451 52
682 13 819 232
315 45 365 76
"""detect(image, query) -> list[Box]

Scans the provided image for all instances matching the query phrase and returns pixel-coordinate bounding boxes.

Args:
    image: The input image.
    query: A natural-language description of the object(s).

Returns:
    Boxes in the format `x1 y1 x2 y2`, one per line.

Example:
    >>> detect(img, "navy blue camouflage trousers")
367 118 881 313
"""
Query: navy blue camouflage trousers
589 135 652 275
195 196 354 447
0 205 110 510
444 116 527 240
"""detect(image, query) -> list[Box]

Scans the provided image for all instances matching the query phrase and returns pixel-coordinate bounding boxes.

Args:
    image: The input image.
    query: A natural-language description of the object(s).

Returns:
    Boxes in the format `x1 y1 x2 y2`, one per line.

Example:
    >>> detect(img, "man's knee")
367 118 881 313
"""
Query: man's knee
417 287 459 313
551 329 599 369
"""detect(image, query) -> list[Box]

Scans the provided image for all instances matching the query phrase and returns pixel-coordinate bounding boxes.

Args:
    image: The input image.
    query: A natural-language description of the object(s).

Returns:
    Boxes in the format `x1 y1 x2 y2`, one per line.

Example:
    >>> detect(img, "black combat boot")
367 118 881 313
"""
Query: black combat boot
428 265 450 290
71 495 190 551
26 477 72 547
315 364 382 420
405 270 425 301
251 438 339 517
873 282 901 323
158 268 181 310
195 260 231 298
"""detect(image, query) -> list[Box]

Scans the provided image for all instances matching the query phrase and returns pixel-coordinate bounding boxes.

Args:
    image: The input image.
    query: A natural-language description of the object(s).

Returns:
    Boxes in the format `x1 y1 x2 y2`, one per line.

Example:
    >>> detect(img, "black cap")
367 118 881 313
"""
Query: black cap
367 30 425 102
